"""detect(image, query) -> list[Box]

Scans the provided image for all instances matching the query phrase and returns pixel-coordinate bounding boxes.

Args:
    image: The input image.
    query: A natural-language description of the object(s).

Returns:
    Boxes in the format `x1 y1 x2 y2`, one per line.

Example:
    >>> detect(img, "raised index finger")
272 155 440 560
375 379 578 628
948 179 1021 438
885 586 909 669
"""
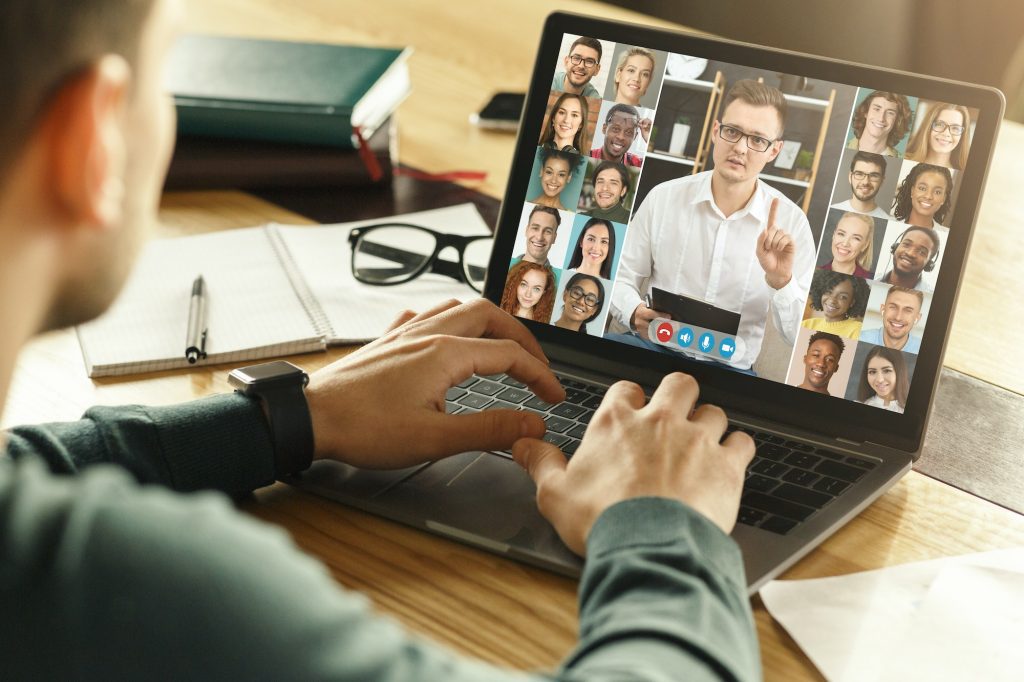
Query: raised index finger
767 197 779 230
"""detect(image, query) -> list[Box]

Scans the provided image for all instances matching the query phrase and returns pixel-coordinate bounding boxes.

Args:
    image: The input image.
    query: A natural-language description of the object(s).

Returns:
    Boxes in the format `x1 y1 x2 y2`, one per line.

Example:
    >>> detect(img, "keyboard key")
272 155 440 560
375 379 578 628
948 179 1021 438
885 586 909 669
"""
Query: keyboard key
445 387 467 402
550 403 587 420
782 469 820 487
758 433 786 445
457 393 493 410
784 452 821 469
785 441 815 452
445 402 461 414
544 415 575 433
760 516 798 535
742 491 815 521
564 388 590 405
481 374 505 381
483 399 520 411
562 439 580 456
772 483 833 510
567 423 588 440
814 448 844 460
523 397 554 412
845 456 876 470
542 432 570 447
456 376 478 389
814 460 868 483
738 506 767 526
561 378 588 390
578 411 594 425
744 474 779 493
751 460 790 478
582 395 603 409
500 376 526 388
757 443 790 461
468 379 504 396
496 387 531 404
813 476 851 496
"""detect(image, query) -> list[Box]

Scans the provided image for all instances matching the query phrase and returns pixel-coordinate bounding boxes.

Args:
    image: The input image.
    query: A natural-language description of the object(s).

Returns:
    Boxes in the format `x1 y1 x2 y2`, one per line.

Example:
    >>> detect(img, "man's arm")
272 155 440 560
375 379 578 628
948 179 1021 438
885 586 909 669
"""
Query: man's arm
610 195 654 330
756 196 816 346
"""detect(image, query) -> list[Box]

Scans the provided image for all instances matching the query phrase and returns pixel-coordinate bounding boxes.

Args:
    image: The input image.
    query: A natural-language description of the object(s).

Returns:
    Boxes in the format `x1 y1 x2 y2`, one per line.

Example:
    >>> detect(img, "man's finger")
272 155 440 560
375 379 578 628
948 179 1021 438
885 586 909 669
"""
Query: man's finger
602 380 648 410
441 336 565 403
512 438 568 493
646 372 699 414
410 299 549 365
385 309 418 333
424 409 546 459
390 298 465 333
767 197 779 229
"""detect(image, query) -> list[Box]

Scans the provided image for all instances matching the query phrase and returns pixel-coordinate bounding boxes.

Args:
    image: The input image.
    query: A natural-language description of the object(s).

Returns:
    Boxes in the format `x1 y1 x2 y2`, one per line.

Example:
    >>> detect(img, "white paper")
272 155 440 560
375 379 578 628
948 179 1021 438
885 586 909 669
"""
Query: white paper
759 548 1024 682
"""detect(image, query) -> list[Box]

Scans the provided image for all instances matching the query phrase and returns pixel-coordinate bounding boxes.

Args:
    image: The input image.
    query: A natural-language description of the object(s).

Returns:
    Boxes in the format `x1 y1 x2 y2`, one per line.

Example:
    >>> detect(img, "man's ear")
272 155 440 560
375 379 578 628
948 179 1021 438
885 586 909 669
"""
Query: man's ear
766 138 784 163
46 55 130 230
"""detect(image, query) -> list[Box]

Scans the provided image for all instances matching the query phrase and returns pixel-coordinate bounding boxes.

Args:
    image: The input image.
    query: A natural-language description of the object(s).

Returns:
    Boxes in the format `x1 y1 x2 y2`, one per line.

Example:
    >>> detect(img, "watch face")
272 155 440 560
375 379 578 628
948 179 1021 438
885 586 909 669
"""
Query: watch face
230 360 306 385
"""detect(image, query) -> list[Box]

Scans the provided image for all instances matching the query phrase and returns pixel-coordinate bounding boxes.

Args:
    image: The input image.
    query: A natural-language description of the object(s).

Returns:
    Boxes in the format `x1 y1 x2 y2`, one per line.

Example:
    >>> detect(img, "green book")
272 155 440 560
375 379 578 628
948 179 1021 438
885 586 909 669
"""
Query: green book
165 34 411 148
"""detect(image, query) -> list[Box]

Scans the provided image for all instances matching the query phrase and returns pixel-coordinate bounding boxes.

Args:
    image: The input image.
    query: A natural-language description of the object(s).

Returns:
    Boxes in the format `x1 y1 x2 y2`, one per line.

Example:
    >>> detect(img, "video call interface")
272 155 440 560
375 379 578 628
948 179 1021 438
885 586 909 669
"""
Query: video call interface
499 32 981 414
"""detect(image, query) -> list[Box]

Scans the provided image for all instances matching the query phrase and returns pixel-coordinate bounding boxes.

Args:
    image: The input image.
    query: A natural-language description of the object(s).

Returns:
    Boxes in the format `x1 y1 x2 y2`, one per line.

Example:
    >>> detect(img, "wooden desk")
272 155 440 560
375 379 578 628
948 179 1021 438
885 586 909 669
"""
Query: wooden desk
4 1 1024 680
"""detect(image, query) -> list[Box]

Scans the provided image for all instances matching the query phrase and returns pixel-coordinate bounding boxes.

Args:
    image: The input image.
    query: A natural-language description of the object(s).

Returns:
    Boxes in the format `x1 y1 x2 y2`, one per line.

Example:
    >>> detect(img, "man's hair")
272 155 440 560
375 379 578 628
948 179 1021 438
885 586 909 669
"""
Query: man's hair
808 331 845 357
891 163 953 225
604 103 639 124
528 204 562 228
850 151 886 175
721 79 788 134
0 0 156 178
851 91 913 148
569 36 602 62
885 285 924 308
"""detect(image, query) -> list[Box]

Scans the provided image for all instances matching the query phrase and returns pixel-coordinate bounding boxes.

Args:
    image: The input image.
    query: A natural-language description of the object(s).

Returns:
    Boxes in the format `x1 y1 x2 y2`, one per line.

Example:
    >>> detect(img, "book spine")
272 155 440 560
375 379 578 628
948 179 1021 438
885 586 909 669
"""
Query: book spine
175 99 357 148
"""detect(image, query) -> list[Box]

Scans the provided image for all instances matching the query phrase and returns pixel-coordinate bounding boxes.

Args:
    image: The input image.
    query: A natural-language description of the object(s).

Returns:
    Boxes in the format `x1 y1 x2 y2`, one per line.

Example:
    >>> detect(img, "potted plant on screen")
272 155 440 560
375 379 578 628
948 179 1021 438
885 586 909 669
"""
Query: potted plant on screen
669 115 692 157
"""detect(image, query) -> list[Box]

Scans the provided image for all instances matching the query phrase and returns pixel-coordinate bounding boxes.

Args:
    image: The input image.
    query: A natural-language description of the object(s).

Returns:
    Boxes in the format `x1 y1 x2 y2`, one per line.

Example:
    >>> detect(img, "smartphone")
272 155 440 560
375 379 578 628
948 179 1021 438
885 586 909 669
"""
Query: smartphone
470 92 525 132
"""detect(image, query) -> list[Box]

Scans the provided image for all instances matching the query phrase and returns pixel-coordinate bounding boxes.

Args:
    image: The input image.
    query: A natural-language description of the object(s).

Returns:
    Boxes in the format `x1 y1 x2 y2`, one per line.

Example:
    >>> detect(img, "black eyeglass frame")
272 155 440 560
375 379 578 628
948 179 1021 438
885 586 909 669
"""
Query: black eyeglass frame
348 223 491 292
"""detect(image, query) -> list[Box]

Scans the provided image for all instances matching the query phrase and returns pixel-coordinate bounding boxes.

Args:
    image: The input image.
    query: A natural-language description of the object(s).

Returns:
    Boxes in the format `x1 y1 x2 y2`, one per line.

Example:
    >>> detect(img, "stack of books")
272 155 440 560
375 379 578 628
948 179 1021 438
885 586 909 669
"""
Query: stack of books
163 34 410 190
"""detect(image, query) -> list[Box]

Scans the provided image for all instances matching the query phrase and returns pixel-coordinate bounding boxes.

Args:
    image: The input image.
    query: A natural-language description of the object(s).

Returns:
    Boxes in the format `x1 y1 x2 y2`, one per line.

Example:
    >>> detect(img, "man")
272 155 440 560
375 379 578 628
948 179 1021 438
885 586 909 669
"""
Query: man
513 205 561 266
589 103 650 167
551 36 602 98
0 1 759 679
583 160 632 223
609 80 816 375
847 90 912 156
879 226 940 293
831 151 892 219
859 286 924 354
795 331 845 395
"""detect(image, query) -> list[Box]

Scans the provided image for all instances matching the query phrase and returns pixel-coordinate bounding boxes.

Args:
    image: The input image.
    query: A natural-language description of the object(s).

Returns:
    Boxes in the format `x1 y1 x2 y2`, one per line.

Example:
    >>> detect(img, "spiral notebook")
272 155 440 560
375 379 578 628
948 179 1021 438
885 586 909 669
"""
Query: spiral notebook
75 204 490 377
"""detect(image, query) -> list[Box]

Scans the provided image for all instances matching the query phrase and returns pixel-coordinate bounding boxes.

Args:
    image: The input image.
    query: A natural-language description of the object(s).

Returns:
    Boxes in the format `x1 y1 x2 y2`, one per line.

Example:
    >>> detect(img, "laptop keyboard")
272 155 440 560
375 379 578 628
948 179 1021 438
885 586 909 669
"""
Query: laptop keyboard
445 373 878 535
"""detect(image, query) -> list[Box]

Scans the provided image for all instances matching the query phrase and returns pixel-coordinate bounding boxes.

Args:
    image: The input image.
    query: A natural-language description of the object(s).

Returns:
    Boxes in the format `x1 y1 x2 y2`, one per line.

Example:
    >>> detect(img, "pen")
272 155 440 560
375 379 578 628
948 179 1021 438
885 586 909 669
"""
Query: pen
185 275 208 364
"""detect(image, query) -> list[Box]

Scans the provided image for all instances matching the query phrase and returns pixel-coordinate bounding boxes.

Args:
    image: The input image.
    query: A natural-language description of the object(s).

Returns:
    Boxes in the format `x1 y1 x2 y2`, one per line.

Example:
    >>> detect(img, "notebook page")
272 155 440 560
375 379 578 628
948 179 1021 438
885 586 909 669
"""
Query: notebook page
76 227 325 377
274 203 492 342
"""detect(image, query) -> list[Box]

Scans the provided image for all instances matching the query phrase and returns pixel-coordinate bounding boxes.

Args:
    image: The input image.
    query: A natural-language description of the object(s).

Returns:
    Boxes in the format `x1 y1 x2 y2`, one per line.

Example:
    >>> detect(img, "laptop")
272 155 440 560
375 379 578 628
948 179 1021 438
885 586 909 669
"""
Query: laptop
291 12 1004 593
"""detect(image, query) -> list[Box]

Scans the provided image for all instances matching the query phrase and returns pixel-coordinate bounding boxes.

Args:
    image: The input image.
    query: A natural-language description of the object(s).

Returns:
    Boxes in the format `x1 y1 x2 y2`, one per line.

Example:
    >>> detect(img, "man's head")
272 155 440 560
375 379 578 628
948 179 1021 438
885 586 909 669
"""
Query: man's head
880 285 923 346
848 151 886 203
562 36 602 92
600 104 640 162
591 161 629 209
523 205 561 263
711 80 787 185
801 331 844 393
890 226 939 281
1 0 179 331
852 91 912 149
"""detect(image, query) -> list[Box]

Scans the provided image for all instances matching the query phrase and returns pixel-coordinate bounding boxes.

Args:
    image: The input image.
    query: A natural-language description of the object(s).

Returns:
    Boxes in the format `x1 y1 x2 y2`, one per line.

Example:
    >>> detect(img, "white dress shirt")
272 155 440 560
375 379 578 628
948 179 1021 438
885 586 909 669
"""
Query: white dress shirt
611 171 816 370
830 198 891 221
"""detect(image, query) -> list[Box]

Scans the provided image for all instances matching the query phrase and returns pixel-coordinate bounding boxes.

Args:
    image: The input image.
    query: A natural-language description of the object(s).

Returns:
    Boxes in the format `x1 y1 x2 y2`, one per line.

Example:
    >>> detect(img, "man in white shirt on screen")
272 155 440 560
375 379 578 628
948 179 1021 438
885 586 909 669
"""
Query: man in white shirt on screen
609 80 815 375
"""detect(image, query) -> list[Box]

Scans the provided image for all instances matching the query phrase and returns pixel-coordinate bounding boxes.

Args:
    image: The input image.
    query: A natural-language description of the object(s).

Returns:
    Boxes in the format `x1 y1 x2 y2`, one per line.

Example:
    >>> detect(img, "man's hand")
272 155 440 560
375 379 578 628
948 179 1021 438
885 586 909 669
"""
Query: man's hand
513 373 754 555
755 198 795 290
304 299 565 469
638 117 653 143
631 303 671 341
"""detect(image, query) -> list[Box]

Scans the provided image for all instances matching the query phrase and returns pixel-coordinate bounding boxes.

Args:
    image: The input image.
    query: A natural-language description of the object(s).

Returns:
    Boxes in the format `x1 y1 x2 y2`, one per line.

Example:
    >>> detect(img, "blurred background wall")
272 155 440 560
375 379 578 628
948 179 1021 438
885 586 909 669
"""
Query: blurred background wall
607 0 1024 121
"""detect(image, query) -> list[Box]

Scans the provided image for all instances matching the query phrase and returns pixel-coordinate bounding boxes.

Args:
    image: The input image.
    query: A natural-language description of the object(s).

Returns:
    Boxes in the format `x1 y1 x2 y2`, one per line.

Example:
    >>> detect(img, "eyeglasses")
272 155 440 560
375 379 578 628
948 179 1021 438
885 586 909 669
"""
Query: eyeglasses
851 170 883 182
348 223 493 293
567 285 601 308
568 54 598 68
717 123 775 152
931 120 965 136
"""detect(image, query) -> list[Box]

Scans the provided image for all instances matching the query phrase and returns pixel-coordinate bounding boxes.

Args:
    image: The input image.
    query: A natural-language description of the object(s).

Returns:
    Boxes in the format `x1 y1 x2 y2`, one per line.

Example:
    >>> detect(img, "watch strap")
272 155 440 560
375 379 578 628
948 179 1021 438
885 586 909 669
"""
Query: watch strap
256 380 314 477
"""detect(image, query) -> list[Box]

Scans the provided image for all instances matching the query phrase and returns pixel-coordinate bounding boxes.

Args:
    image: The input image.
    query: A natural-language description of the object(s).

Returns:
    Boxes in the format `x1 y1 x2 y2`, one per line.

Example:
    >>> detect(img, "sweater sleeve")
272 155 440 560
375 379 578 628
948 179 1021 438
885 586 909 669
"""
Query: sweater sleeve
3 393 276 495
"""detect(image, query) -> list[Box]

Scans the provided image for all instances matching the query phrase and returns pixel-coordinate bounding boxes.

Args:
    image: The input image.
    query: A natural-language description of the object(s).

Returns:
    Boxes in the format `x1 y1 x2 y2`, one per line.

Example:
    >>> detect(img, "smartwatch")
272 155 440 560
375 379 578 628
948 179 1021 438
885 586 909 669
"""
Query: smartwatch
228 361 314 477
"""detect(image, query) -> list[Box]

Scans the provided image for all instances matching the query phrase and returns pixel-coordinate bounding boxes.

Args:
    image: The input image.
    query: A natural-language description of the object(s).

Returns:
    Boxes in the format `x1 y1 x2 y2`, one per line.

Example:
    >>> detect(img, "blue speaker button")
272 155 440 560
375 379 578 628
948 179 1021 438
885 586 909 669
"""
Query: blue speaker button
676 327 694 347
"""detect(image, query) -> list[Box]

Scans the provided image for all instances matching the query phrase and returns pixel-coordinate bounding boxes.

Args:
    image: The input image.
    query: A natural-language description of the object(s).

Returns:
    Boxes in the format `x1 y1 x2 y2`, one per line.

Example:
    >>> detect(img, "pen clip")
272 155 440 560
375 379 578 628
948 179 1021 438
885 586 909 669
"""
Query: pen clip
199 328 208 359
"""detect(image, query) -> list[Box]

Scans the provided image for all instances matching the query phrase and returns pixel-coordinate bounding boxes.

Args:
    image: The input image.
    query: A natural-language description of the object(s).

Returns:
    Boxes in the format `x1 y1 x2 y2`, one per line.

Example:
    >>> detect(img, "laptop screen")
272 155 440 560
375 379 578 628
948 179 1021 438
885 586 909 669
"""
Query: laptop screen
486 13 1003 452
